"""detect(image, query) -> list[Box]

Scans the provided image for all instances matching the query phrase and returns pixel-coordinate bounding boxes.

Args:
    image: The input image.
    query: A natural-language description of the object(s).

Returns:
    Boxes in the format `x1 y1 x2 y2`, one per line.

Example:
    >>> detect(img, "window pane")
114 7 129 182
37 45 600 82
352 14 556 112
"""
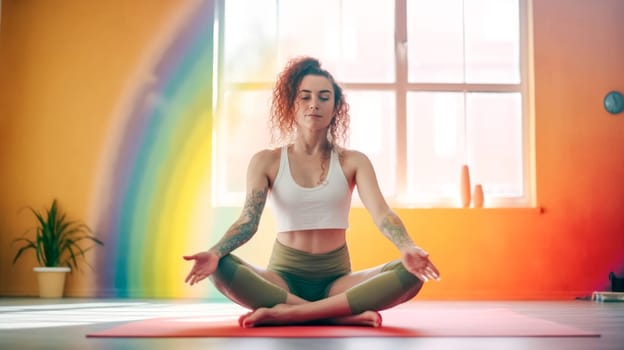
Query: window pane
277 0 341 73
406 92 466 204
277 0 394 83
347 90 396 197
223 0 277 83
407 0 464 83
214 90 272 204
339 0 395 82
466 93 523 197
464 0 520 83
406 92 524 205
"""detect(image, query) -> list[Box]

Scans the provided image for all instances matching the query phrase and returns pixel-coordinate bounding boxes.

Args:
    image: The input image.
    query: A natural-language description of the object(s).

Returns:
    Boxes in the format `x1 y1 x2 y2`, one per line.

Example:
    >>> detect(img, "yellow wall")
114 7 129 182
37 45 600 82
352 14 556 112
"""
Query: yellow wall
1 0 623 299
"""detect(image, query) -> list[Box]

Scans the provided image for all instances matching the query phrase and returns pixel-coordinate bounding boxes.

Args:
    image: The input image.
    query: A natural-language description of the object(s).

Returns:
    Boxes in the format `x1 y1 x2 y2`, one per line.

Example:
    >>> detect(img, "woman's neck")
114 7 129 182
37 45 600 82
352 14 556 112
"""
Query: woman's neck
293 132 331 155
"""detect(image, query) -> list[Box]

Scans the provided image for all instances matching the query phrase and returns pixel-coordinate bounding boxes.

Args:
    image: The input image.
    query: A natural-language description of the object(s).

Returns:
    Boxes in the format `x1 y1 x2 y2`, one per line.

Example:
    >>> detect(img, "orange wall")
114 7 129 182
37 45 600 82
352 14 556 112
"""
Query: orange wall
0 0 181 295
532 0 624 297
1 0 623 299
349 0 624 299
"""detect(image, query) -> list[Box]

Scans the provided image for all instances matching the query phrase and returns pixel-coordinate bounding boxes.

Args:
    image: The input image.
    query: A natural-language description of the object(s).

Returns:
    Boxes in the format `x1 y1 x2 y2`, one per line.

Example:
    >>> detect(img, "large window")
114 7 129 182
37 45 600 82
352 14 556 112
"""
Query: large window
213 0 532 208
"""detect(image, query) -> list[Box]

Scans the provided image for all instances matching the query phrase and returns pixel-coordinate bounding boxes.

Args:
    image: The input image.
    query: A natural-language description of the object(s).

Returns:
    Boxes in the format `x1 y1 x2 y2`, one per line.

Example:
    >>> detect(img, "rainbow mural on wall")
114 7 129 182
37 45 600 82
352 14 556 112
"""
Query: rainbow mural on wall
95 0 221 298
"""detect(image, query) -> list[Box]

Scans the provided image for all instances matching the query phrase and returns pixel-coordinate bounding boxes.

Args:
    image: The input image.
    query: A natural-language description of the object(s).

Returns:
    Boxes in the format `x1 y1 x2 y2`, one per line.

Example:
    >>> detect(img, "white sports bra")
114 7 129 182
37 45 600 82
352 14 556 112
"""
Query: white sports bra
270 146 352 232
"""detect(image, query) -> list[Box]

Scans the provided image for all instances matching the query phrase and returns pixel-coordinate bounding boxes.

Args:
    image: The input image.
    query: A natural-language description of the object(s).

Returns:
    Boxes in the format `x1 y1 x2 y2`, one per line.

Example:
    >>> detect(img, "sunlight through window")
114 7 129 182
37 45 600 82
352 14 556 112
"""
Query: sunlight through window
214 0 531 207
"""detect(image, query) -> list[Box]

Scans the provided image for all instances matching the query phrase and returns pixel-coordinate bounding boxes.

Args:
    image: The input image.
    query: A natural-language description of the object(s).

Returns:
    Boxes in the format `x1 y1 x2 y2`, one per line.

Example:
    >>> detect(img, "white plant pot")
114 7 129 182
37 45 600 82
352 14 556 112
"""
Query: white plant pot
33 267 71 298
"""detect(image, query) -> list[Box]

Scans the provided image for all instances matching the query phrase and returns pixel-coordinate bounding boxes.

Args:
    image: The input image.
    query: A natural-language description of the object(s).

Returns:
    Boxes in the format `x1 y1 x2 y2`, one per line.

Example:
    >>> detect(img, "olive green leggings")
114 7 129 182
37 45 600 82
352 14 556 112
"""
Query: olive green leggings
211 241 424 314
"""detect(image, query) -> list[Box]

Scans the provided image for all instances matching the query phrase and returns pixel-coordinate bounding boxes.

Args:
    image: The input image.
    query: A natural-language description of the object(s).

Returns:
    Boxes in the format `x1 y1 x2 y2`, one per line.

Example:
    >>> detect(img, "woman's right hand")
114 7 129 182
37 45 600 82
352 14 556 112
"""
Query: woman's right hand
183 250 220 286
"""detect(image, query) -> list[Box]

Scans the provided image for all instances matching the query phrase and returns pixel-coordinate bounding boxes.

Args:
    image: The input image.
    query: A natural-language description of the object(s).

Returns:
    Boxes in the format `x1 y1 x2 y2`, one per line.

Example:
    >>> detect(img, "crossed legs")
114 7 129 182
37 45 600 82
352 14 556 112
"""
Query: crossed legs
210 254 424 327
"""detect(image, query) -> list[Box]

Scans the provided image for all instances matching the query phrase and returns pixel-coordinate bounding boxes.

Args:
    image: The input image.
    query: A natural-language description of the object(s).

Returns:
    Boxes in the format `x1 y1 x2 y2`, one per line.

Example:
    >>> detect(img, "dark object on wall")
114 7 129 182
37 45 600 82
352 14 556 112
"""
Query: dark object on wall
609 272 624 292
604 91 624 115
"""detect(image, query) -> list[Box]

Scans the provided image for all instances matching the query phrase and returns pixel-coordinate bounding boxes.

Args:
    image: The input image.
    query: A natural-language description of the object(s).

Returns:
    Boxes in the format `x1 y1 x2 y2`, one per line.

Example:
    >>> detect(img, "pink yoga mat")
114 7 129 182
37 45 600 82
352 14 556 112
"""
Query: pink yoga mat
87 305 599 338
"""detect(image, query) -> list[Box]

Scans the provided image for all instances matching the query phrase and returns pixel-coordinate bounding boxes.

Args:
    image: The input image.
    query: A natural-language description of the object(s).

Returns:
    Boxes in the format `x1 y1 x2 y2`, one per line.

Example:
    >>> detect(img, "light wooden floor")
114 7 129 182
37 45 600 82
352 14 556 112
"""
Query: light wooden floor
0 298 622 350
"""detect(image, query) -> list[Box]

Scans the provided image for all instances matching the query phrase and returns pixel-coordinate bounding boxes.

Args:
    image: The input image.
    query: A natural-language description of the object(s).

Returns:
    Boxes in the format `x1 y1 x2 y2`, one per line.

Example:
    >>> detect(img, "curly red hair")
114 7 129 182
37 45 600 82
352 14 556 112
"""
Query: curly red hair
270 57 350 147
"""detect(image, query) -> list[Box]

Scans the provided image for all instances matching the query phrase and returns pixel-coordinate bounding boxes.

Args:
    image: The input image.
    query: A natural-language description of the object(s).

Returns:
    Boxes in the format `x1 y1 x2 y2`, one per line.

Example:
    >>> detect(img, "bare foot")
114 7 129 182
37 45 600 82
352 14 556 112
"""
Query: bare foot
239 305 382 328
330 311 382 327
239 304 296 328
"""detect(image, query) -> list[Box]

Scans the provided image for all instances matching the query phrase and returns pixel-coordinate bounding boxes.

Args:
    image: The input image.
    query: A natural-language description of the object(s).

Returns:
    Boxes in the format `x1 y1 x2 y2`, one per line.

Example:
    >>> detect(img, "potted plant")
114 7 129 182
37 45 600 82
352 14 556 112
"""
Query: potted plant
12 198 104 298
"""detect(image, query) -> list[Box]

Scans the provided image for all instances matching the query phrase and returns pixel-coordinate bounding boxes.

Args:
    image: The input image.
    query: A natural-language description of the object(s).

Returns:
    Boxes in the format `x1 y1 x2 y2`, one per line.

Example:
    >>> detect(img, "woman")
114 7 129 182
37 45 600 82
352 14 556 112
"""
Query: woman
184 57 440 328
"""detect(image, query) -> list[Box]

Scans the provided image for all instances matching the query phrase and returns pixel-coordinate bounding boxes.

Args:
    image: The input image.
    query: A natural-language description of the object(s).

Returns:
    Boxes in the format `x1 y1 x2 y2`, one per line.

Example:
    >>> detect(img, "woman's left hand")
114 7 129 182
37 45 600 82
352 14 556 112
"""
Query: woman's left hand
401 246 440 282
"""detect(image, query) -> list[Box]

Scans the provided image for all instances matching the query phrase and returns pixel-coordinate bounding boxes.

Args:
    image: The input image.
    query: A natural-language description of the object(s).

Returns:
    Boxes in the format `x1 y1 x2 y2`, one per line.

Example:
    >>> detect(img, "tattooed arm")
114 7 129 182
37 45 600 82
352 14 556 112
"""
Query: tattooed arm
208 150 273 258
377 212 416 250
351 150 440 281
183 150 273 285
349 151 413 249
209 186 268 258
